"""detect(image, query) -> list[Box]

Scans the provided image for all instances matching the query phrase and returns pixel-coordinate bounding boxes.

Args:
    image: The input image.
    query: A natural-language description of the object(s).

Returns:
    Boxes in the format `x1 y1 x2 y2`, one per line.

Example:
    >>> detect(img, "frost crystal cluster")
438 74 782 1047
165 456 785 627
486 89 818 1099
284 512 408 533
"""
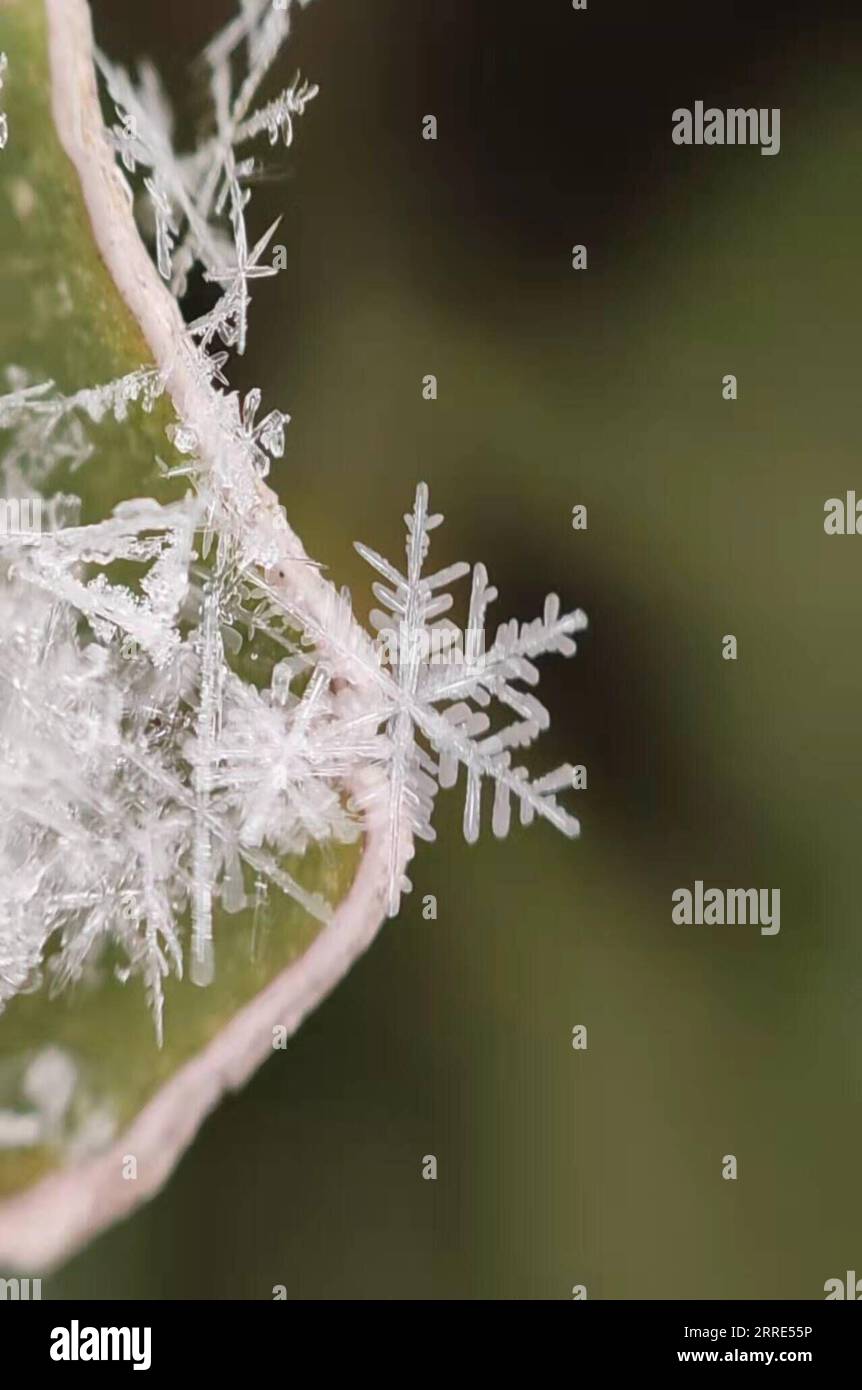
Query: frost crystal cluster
0 0 587 1047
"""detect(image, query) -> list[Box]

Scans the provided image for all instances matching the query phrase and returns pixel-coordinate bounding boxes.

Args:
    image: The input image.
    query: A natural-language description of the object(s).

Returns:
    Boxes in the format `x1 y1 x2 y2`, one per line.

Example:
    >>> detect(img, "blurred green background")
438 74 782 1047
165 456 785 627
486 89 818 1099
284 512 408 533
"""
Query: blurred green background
40 0 862 1296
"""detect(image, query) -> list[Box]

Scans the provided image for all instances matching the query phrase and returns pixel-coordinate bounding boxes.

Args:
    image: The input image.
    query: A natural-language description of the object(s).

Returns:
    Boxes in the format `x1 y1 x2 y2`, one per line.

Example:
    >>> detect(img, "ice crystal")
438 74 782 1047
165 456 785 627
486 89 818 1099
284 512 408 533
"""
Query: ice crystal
0 0 587 1055
0 364 167 490
263 484 588 916
96 0 317 322
143 176 178 281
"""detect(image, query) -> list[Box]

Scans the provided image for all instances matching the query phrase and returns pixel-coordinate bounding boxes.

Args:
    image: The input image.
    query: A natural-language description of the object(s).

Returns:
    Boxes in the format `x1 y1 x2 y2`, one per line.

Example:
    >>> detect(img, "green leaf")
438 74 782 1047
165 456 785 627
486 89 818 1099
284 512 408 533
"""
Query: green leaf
0 0 378 1269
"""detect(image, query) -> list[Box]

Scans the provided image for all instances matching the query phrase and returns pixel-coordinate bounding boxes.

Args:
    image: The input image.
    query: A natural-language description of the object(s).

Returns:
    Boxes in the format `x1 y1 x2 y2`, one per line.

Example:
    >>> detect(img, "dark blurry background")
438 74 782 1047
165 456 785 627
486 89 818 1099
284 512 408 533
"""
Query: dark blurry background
49 0 862 1297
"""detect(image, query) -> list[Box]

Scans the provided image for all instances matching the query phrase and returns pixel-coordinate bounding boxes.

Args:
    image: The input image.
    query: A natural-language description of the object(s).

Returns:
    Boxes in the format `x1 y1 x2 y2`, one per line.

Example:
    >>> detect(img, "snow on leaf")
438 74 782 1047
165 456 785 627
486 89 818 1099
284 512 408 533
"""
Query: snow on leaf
0 0 587 1051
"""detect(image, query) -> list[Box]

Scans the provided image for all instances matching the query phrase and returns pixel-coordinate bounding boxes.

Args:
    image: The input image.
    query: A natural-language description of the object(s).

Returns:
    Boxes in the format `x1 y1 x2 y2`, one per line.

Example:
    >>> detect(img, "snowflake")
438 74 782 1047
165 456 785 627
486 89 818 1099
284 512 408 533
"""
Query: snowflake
202 205 281 358
265 484 588 916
